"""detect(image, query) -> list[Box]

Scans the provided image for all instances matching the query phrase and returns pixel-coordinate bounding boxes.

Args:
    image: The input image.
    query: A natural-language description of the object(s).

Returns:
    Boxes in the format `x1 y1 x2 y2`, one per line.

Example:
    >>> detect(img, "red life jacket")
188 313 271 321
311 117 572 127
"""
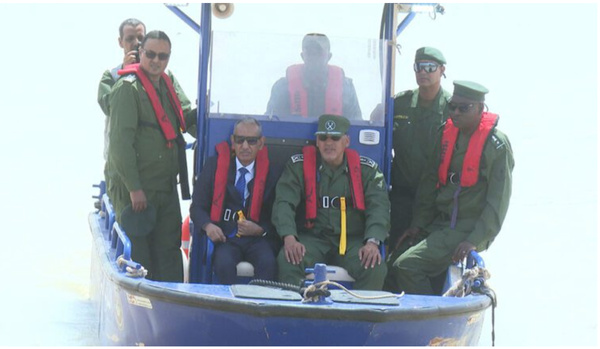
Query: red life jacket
438 112 499 187
302 146 365 227
286 64 343 117
210 141 269 223
118 64 186 147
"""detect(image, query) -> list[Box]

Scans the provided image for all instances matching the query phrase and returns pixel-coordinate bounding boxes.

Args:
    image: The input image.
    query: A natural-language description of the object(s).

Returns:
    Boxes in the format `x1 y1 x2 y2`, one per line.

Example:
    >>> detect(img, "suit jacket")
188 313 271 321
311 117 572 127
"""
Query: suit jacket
190 154 281 243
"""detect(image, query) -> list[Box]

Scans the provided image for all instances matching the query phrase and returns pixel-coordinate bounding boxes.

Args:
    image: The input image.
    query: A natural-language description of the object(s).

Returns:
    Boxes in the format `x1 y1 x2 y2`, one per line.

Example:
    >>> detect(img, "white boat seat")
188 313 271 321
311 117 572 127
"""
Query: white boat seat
306 265 356 282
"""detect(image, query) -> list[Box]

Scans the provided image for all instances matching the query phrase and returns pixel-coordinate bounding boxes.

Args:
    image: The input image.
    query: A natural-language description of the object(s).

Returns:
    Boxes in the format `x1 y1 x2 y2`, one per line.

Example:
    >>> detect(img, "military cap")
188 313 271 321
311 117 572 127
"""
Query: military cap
415 47 446 65
452 80 489 102
120 203 157 237
315 114 350 135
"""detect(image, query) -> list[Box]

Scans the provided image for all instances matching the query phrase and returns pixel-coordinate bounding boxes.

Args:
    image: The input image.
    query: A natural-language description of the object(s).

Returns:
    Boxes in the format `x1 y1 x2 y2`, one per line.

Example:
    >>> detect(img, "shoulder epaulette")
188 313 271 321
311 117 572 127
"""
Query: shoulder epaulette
122 74 137 83
394 89 413 99
291 154 304 163
490 134 505 149
359 156 377 168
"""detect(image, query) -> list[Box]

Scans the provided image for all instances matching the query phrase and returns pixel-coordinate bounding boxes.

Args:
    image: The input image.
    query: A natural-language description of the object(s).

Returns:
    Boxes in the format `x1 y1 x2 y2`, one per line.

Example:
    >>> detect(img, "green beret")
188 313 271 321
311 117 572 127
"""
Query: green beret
452 80 489 102
120 203 157 237
315 114 350 135
415 47 446 64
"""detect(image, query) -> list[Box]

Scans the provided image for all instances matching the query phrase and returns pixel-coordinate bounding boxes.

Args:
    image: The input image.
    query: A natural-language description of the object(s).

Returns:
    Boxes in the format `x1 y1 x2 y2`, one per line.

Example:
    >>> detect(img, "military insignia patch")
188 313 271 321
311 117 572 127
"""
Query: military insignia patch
394 114 409 120
360 156 377 168
291 154 304 163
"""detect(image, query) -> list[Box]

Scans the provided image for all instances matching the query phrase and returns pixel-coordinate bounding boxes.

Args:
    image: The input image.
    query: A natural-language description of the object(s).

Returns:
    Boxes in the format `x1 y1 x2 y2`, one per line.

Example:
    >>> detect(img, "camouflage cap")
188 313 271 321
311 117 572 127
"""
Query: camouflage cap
315 114 350 135
120 203 157 237
415 47 446 64
452 80 489 102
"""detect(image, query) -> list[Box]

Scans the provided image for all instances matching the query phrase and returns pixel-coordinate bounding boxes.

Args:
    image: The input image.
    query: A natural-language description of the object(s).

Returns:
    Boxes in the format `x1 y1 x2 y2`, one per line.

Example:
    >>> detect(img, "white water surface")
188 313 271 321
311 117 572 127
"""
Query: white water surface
0 3 597 347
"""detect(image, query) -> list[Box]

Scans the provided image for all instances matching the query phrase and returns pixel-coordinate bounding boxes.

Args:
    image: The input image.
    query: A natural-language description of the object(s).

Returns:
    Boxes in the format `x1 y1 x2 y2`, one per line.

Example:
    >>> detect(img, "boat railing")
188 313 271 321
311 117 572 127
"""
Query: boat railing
110 222 144 274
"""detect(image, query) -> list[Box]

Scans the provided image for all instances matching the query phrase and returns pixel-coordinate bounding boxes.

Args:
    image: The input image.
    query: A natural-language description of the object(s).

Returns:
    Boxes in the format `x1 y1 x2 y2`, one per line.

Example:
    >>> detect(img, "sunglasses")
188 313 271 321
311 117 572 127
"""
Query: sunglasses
318 134 342 142
448 102 475 113
413 62 439 73
233 135 260 145
142 49 170 61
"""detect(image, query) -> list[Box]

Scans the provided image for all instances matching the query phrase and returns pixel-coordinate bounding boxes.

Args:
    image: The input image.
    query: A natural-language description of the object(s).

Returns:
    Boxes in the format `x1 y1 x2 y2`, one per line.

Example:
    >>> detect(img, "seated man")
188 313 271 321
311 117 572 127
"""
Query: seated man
385 81 515 295
273 114 390 290
190 117 281 284
266 33 362 120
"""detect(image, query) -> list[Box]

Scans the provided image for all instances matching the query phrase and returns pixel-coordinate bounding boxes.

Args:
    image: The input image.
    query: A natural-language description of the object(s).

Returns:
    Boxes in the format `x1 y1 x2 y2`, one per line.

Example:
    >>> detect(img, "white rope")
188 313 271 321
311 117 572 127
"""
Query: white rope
303 280 404 302
443 266 491 297
117 255 148 278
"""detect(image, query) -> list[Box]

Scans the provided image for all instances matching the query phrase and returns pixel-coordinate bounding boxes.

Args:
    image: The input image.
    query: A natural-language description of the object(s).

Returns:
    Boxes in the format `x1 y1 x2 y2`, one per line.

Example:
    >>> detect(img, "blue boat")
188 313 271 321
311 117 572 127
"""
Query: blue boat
89 3 496 345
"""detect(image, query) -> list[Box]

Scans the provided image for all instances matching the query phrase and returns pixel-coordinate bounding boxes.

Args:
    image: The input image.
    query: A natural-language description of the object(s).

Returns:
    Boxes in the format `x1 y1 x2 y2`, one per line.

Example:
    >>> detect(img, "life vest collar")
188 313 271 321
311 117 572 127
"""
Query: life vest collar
302 146 365 228
286 64 344 117
438 112 499 187
118 64 186 146
210 142 269 223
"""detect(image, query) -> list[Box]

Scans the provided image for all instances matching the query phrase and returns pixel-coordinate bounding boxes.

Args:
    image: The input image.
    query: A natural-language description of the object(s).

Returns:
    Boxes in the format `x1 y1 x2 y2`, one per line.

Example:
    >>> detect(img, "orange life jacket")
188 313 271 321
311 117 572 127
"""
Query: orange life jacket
210 141 269 223
302 146 365 228
118 64 186 147
286 64 343 117
438 112 499 187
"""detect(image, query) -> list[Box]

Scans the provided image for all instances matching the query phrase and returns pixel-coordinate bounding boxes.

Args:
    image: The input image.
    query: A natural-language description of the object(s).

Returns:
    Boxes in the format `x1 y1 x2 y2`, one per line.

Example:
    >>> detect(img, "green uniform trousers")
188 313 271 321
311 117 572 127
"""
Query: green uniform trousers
278 233 387 290
110 183 183 282
385 225 468 295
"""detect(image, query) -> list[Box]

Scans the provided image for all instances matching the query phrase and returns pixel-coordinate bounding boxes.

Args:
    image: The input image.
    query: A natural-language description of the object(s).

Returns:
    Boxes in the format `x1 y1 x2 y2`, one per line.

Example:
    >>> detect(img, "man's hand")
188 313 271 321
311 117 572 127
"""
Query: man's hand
283 235 305 265
123 49 138 67
393 227 421 250
453 241 476 263
204 223 226 244
236 220 263 237
359 241 381 269
129 190 147 212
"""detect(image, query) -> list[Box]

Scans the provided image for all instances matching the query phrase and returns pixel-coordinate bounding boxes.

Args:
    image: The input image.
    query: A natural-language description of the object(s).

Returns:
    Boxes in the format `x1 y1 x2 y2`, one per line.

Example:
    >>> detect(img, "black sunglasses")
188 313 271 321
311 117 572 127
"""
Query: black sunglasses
142 49 170 61
233 135 260 145
318 134 342 142
413 62 439 73
448 102 475 113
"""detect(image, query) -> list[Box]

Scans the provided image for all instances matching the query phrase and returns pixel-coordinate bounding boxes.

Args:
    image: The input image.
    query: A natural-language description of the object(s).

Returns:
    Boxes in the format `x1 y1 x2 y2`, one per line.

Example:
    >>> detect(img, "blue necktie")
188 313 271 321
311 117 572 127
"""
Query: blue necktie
236 167 248 206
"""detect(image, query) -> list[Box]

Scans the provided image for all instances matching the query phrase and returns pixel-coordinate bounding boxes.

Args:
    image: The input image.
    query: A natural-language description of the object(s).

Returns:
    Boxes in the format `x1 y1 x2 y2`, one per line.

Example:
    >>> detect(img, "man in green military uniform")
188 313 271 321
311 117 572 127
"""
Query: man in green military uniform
388 47 452 261
98 18 146 161
385 81 514 295
108 30 196 282
273 114 390 290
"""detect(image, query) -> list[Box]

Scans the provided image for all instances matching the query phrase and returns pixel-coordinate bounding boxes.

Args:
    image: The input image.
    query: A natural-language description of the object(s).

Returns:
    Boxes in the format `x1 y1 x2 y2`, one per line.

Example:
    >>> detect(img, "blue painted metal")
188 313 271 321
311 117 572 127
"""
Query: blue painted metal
195 3 212 176
382 3 395 182
396 11 416 37
165 5 201 34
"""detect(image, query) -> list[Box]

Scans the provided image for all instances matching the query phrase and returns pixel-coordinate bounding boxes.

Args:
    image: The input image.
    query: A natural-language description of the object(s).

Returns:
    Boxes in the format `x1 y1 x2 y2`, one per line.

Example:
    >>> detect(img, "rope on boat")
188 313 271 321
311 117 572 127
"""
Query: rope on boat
304 280 404 302
116 255 148 278
443 266 497 346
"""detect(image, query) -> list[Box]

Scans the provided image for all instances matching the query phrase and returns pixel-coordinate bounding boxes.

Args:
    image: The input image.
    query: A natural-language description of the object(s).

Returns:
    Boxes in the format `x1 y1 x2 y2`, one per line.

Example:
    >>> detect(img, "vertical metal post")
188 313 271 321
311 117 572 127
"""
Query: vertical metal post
195 4 212 176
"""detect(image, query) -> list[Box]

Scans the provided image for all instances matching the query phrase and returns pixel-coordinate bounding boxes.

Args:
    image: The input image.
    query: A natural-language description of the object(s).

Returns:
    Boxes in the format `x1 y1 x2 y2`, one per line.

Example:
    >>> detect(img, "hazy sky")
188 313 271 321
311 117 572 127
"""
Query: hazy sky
0 3 597 346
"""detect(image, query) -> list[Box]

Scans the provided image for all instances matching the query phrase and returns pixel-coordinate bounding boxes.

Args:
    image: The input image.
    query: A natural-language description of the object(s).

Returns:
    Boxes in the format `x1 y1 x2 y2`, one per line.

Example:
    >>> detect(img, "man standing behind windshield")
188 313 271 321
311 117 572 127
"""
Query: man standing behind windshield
266 33 362 120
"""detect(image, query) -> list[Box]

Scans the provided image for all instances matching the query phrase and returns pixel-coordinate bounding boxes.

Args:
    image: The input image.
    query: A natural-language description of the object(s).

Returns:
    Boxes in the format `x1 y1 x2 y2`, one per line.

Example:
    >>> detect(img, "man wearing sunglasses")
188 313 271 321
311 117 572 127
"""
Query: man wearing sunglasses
387 47 452 265
273 114 390 290
190 118 281 284
266 33 361 120
107 30 197 282
385 81 514 295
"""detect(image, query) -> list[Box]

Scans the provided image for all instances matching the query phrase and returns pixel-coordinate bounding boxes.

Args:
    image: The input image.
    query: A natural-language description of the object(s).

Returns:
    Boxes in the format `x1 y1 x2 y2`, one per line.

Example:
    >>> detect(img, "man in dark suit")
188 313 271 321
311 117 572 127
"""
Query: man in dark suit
190 117 280 284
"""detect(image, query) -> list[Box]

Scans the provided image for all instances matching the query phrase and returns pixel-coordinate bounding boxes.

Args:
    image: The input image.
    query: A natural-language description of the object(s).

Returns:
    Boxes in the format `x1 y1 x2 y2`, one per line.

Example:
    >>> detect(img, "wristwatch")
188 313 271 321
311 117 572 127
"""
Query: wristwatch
366 238 380 246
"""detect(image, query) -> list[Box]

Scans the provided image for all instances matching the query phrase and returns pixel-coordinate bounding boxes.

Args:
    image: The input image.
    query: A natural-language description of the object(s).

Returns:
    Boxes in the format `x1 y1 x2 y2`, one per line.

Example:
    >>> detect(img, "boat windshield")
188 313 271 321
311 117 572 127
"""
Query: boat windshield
207 5 388 125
